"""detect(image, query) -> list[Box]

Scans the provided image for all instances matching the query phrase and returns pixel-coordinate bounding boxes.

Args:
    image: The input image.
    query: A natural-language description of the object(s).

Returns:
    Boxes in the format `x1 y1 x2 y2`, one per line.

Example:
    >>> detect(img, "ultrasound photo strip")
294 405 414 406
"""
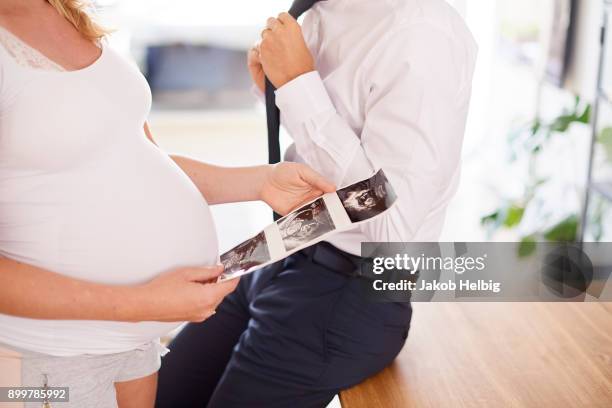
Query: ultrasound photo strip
218 169 397 281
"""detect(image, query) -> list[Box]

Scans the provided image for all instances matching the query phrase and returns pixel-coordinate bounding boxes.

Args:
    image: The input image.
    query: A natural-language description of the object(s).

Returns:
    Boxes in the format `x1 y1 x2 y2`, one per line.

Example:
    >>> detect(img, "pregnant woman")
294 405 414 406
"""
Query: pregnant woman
0 1 334 407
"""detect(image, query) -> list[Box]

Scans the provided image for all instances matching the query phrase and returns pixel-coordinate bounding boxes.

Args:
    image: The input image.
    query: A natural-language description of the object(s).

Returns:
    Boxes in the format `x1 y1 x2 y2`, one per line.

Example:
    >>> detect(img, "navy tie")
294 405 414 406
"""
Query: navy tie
265 0 322 164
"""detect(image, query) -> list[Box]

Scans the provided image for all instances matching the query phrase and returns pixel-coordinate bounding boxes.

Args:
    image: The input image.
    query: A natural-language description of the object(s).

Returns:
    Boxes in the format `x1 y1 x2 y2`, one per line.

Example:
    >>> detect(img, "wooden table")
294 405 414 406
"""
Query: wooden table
340 303 612 408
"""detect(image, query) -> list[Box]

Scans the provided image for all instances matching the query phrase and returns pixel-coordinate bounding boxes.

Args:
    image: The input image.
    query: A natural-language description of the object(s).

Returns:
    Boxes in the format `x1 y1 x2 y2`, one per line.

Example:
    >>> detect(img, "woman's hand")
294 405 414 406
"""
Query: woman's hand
133 265 238 323
259 162 336 216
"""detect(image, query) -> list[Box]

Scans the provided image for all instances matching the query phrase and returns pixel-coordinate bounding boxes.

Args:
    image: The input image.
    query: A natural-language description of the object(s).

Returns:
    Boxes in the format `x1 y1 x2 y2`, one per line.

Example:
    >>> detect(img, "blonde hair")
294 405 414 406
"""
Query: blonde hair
46 0 108 41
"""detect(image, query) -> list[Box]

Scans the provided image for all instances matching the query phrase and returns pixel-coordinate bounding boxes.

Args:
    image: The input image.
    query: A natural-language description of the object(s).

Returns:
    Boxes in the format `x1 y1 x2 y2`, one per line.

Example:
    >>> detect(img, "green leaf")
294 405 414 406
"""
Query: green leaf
481 203 526 233
530 119 541 136
549 114 575 133
503 205 525 228
518 235 537 257
532 178 550 188
547 103 590 133
597 127 612 162
543 215 578 242
576 104 591 124
481 210 500 226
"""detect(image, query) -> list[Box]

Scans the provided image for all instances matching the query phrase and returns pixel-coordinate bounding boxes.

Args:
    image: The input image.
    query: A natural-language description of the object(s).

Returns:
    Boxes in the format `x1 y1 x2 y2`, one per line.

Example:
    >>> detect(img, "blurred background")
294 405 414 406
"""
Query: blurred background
92 0 612 254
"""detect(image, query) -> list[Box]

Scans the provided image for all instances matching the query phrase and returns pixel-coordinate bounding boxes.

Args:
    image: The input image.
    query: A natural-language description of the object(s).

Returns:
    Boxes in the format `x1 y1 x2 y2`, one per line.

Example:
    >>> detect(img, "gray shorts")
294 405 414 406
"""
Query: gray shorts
0 341 166 408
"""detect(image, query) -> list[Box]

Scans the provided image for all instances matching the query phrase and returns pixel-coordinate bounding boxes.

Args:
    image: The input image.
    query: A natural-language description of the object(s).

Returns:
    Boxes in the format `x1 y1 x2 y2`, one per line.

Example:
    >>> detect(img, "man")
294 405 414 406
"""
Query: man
156 0 477 406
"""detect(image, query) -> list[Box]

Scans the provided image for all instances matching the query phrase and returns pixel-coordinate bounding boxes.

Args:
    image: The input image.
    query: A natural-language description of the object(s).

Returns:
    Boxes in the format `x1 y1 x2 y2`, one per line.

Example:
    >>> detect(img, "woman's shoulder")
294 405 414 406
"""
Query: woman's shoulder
0 27 24 91
0 39 9 102
0 25 66 72
0 34 35 111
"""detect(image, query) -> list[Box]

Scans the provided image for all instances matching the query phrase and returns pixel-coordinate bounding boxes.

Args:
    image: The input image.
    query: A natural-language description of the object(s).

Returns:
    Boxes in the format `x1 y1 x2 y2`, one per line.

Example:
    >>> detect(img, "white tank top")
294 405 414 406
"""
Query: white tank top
0 32 219 356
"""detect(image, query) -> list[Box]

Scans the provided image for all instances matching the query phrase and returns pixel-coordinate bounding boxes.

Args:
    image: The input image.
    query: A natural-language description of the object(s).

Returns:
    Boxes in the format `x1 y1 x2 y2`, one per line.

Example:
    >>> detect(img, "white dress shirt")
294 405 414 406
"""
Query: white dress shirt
274 0 478 255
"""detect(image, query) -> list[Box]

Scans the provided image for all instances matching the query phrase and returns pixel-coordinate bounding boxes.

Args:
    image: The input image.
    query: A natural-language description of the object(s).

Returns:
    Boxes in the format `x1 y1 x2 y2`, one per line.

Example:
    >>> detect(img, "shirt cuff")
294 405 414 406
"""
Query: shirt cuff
274 71 335 136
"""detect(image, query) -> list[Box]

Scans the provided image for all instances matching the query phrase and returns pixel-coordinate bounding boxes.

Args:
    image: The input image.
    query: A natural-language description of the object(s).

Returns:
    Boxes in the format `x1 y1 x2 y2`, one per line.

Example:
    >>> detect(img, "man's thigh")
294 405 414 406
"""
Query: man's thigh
155 262 282 407
155 286 248 406
207 255 411 408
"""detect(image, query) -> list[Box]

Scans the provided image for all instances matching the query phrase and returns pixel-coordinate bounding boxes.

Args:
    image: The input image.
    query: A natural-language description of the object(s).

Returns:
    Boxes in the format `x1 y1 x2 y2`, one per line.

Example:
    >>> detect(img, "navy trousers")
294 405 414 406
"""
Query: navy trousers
155 243 412 408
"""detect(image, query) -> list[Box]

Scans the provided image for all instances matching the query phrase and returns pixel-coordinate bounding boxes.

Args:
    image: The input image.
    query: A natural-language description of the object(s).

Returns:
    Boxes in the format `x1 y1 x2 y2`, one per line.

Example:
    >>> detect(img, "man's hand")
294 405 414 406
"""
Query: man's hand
258 12 315 89
260 162 335 216
247 45 265 93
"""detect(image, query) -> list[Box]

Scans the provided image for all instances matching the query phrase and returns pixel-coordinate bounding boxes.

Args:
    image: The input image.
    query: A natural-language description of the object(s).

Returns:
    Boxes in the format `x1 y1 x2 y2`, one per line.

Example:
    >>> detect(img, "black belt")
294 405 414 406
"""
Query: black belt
300 242 373 280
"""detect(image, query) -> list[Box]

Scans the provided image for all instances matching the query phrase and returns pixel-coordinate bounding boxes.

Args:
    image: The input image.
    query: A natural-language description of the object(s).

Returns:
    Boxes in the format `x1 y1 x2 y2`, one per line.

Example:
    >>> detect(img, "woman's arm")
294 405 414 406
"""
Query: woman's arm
0 256 134 320
0 256 237 322
143 123 335 214
143 123 263 204
175 158 335 214
170 157 270 205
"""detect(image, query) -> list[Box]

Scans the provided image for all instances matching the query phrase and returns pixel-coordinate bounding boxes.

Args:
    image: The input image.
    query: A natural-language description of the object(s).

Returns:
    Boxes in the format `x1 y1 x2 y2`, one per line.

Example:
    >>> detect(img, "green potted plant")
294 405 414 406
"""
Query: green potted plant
480 96 609 256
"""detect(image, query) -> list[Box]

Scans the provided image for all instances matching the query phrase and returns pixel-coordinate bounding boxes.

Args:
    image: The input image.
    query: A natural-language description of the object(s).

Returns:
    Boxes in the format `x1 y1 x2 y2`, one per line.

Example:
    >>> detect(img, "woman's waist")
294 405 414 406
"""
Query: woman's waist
0 315 180 357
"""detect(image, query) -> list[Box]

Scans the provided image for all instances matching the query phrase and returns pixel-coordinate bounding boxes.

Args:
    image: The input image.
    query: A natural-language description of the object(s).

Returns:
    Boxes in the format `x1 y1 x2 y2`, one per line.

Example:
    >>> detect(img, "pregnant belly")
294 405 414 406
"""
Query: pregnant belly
0 137 219 355
62 148 219 285
0 141 219 285
0 139 218 355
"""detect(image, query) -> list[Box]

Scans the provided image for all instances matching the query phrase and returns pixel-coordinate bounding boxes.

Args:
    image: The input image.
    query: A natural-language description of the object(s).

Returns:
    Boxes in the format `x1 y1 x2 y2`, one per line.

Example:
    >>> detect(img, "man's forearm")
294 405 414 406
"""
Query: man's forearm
171 155 271 205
